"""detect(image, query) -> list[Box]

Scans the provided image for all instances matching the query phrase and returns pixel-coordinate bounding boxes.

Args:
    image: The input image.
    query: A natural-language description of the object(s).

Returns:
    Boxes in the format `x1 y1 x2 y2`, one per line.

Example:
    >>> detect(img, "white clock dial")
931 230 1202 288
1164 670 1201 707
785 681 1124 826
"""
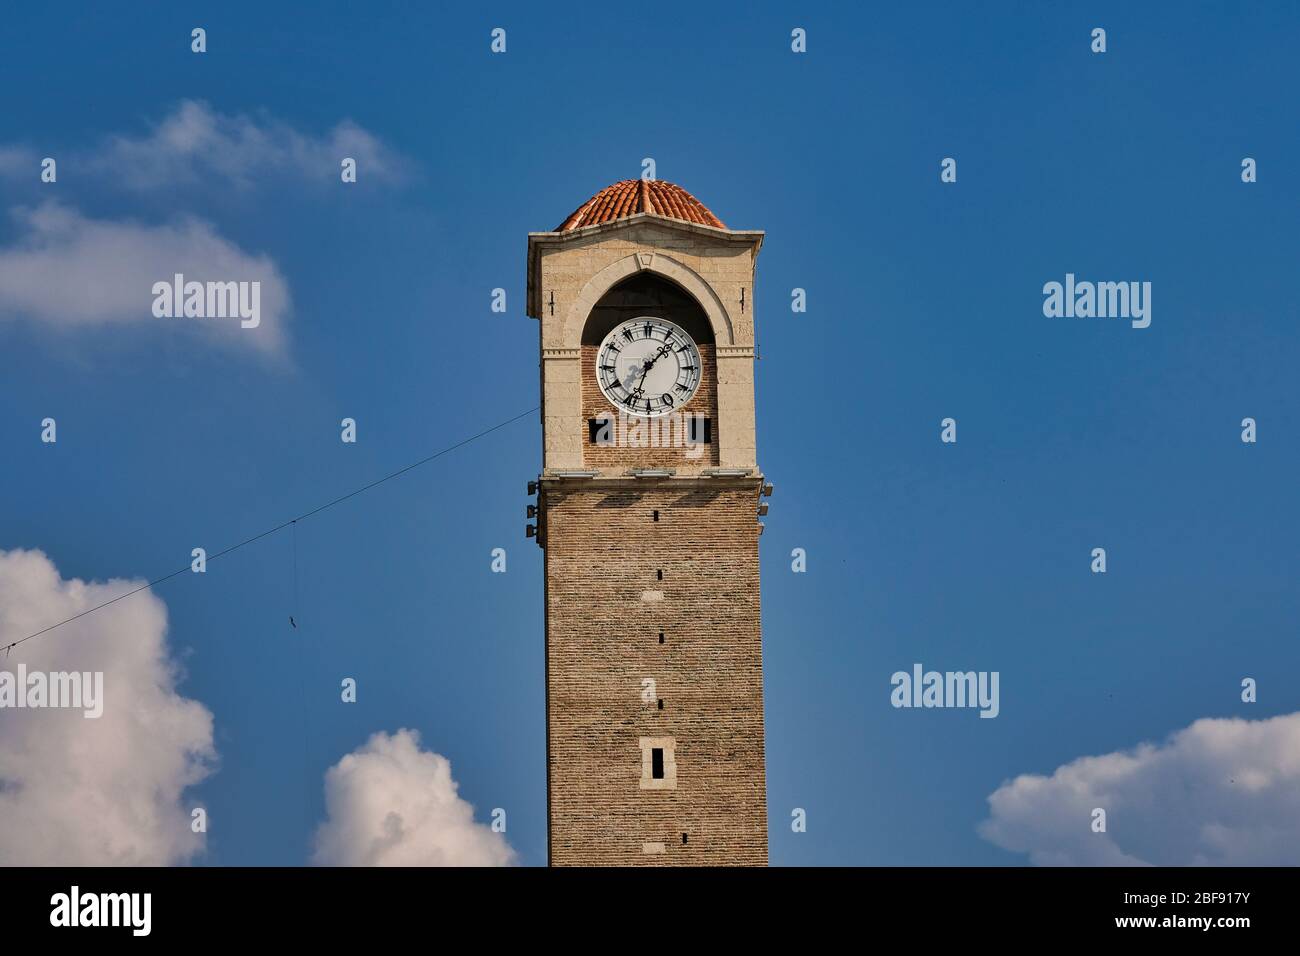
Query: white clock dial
596 317 702 418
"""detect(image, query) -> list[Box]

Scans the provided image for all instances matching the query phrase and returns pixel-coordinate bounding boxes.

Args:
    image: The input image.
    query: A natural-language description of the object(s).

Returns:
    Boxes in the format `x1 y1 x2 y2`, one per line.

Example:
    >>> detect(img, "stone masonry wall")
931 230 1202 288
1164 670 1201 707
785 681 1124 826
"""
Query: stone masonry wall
543 480 768 866
534 218 759 472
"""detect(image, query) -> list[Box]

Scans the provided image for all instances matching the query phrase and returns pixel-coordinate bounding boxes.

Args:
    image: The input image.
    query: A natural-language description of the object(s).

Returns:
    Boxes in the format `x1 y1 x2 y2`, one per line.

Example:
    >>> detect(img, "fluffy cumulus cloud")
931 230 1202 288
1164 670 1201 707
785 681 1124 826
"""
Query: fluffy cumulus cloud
0 548 216 865
0 202 289 354
88 99 406 190
979 712 1300 866
313 729 515 866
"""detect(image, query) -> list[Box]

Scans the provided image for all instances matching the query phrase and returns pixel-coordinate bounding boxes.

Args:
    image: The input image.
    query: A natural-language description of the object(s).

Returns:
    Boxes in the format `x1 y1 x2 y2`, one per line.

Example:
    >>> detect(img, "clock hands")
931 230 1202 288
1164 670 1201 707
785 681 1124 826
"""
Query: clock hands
601 319 698 415
625 343 674 407
639 343 673 377
625 343 671 391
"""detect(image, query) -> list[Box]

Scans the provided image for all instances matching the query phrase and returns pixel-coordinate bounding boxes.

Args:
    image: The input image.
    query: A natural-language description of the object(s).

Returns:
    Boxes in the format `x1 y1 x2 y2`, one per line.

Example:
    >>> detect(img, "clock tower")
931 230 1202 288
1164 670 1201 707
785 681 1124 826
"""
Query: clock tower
527 179 769 866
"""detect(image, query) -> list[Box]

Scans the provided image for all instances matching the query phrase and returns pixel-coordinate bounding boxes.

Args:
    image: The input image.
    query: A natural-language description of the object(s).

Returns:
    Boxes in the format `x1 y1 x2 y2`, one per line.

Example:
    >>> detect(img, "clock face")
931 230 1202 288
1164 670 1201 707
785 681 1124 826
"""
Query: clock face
596 317 702 418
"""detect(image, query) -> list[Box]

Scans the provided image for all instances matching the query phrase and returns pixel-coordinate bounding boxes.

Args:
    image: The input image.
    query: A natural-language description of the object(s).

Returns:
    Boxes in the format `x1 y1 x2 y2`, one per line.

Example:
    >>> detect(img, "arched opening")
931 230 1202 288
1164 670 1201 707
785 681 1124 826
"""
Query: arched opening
578 271 719 468
581 272 714 346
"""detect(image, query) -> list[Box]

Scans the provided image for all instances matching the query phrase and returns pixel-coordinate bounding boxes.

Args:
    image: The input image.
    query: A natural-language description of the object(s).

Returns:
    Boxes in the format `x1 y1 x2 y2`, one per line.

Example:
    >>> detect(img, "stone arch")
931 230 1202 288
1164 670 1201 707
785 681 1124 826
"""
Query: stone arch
562 253 734 350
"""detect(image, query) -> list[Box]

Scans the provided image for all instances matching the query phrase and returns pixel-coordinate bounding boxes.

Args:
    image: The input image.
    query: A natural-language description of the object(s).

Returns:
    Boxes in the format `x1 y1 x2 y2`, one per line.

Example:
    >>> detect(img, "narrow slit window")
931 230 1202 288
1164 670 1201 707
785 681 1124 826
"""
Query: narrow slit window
640 736 676 789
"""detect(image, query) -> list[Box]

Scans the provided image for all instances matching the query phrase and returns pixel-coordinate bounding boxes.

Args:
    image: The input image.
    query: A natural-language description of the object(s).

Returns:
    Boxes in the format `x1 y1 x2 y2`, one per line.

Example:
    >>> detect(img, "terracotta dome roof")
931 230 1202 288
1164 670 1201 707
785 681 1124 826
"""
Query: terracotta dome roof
557 179 725 232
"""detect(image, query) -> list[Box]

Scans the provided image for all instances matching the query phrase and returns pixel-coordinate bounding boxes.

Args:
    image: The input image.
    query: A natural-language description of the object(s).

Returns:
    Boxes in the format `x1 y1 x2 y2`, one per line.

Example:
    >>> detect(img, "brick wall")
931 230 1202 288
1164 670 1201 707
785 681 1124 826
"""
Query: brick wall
542 480 768 866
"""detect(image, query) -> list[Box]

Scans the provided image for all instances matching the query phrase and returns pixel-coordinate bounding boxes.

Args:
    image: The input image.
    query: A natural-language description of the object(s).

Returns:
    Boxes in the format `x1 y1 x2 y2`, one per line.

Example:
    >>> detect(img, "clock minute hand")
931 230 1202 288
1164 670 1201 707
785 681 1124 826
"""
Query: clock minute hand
640 343 672 376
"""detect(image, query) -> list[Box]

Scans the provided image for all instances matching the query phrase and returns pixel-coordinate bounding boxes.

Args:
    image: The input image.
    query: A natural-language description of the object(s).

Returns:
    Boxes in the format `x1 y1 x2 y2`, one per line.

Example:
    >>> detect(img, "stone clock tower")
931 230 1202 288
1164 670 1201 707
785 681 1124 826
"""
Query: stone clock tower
526 179 769 866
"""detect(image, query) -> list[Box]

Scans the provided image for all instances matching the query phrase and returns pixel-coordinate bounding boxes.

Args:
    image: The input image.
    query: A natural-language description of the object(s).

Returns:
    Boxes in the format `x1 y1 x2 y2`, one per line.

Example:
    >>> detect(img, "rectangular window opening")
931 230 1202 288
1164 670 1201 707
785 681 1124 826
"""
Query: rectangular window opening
686 416 712 445
640 736 676 790
588 417 614 445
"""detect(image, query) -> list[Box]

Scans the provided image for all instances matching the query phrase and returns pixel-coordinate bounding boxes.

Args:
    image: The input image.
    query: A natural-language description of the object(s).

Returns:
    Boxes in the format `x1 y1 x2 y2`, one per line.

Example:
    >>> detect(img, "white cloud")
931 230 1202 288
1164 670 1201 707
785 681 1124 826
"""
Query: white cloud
0 202 289 354
979 712 1300 865
312 729 515 866
0 548 216 866
89 99 406 190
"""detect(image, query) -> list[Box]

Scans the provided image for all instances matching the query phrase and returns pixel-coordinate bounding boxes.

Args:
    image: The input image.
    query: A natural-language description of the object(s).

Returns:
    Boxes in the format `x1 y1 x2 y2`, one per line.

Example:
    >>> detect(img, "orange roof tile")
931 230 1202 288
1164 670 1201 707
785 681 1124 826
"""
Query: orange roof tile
557 180 725 231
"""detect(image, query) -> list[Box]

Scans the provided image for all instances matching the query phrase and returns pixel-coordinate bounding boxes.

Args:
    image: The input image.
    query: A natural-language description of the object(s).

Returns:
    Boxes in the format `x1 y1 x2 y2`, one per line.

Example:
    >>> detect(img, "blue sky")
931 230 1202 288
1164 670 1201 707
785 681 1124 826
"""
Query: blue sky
1 2 1298 866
